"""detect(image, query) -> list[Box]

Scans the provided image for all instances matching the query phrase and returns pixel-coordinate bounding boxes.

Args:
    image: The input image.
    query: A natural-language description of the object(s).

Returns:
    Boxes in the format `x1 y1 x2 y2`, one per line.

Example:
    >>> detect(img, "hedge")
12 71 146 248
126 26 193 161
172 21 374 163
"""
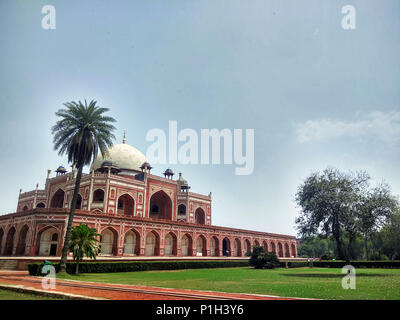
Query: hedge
28 259 400 275
28 260 250 275
283 260 400 269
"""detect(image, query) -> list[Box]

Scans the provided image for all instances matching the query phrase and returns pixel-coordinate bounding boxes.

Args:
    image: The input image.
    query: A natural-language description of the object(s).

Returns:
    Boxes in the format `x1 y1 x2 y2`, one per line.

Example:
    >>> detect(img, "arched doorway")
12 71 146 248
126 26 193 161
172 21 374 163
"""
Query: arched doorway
38 228 59 256
195 208 205 225
149 191 172 220
285 243 290 257
145 231 160 256
50 189 65 208
271 242 276 255
222 238 231 256
254 240 260 247
245 239 251 255
291 243 296 257
196 235 207 256
4 227 16 255
210 236 219 256
117 194 135 216
181 234 193 256
16 225 29 255
278 242 284 257
36 202 45 208
263 241 268 252
234 238 242 257
0 228 3 256
100 228 117 256
164 232 177 256
124 230 140 255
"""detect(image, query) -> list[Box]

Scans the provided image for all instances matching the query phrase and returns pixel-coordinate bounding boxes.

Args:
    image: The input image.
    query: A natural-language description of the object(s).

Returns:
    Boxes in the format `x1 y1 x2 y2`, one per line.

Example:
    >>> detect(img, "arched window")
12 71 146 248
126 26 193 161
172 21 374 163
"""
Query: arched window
117 194 135 216
36 202 45 208
93 189 105 202
50 189 65 208
195 208 205 225
149 191 172 220
178 204 186 215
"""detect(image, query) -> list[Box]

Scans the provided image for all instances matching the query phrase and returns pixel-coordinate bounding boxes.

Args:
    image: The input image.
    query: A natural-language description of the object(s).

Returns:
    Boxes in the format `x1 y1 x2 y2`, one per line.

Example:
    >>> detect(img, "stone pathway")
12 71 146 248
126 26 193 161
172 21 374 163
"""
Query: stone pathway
0 271 304 300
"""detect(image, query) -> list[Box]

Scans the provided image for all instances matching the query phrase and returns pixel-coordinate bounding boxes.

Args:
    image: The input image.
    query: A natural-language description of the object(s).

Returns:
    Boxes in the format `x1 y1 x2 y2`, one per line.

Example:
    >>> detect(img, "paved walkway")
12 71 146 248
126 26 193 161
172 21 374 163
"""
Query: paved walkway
0 271 304 300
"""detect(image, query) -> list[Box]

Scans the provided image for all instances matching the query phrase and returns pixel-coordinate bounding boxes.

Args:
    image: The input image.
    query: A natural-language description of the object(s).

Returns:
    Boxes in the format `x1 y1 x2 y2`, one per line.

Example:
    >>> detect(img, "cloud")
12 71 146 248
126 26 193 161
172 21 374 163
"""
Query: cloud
295 111 400 145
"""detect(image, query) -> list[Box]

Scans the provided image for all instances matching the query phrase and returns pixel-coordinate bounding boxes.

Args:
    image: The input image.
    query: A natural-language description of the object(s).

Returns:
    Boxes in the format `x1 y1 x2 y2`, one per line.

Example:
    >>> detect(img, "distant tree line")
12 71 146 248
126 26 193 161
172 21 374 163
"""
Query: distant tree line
295 168 400 262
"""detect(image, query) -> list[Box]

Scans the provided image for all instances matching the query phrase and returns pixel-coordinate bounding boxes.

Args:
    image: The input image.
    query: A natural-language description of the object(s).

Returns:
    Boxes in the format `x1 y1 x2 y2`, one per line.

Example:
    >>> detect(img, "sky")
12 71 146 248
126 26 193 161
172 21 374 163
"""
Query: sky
0 0 399 237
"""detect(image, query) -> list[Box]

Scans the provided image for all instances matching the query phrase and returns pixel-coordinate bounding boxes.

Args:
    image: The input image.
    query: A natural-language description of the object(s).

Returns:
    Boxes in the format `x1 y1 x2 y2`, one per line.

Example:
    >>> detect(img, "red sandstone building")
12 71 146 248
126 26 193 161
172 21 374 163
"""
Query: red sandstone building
0 140 297 259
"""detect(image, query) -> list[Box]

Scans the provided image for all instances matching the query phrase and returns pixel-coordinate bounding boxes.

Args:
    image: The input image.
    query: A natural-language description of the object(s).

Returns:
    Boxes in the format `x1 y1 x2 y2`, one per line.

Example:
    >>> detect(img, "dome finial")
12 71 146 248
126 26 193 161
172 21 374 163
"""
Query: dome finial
123 131 126 144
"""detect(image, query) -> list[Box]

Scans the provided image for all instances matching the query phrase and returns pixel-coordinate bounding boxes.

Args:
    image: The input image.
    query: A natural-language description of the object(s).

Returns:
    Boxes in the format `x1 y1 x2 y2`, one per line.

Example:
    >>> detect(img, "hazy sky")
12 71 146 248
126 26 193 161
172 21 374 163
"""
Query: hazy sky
0 0 399 236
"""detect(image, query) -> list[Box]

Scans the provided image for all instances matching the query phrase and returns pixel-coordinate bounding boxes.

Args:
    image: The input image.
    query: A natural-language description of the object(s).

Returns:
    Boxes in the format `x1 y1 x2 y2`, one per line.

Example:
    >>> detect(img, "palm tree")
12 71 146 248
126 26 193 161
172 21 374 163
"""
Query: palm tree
69 224 100 274
52 100 116 272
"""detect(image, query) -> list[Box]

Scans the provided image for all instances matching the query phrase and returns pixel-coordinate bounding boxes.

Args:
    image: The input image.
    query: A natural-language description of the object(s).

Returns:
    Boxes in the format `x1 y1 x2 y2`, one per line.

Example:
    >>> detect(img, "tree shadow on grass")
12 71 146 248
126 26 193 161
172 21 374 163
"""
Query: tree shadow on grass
280 273 388 278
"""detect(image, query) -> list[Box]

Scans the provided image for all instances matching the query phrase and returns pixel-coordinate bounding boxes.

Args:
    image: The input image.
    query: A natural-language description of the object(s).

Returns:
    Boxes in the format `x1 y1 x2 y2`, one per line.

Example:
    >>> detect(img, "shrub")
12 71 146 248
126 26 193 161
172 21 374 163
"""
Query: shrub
249 246 280 269
311 260 400 268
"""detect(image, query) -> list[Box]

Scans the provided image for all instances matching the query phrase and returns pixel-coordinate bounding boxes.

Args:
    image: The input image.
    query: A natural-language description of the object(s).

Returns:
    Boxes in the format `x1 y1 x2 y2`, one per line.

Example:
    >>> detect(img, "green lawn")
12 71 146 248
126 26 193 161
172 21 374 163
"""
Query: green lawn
0 288 61 300
58 267 400 300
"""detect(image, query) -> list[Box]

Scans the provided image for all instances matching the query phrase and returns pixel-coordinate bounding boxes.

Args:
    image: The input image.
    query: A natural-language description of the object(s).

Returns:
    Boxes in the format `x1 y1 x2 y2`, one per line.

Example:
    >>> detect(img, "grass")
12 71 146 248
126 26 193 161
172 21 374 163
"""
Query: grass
57 267 400 300
0 288 61 300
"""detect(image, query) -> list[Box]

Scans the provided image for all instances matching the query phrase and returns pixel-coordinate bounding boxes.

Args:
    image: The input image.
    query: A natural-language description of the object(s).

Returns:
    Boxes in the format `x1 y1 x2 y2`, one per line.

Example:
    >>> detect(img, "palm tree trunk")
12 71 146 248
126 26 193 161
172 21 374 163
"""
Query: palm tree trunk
59 166 84 273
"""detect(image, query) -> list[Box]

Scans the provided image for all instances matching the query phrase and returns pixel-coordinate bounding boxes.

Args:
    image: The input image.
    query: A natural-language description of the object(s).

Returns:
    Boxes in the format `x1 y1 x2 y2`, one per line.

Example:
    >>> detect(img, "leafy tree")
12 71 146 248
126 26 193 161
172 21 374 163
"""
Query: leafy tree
69 224 100 274
52 100 116 272
356 184 398 259
298 236 335 258
380 210 400 260
249 246 280 269
295 168 369 262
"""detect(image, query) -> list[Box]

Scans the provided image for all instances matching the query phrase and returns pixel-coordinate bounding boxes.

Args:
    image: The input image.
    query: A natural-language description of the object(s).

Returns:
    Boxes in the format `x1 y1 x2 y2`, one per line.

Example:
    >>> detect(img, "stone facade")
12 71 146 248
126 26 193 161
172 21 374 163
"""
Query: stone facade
0 143 297 258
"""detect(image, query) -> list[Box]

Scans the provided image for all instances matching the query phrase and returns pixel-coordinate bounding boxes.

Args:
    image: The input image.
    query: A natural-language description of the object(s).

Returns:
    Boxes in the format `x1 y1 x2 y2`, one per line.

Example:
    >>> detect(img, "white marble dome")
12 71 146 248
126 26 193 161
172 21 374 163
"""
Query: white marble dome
91 143 147 173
